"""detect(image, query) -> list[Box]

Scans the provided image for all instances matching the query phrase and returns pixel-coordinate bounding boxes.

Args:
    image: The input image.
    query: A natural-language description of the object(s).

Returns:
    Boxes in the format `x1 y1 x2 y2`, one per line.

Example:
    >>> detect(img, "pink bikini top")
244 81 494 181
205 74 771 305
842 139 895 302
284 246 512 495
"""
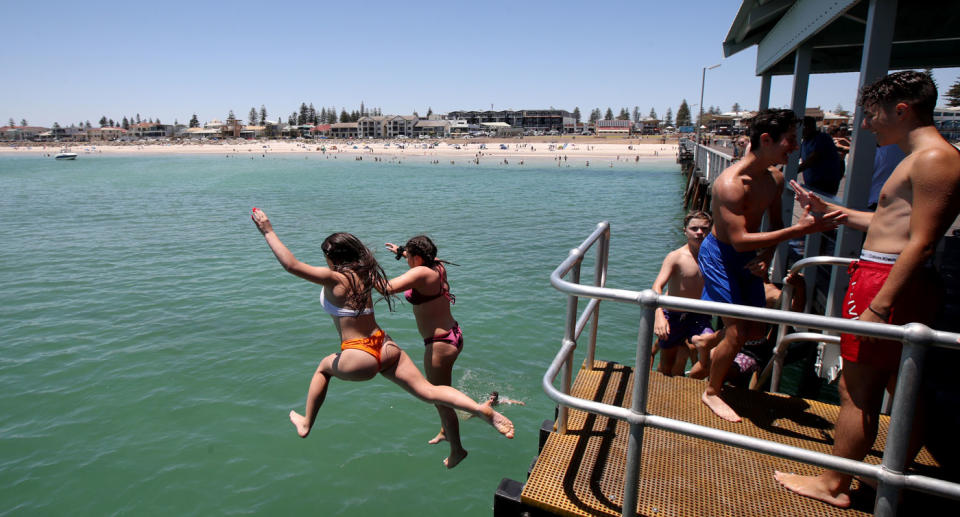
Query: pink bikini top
404 264 455 305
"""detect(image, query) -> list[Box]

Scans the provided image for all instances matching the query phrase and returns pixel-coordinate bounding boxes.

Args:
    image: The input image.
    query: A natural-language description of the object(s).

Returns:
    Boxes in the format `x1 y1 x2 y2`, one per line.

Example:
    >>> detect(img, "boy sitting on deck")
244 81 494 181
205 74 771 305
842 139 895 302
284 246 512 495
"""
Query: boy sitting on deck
698 109 845 422
650 210 715 376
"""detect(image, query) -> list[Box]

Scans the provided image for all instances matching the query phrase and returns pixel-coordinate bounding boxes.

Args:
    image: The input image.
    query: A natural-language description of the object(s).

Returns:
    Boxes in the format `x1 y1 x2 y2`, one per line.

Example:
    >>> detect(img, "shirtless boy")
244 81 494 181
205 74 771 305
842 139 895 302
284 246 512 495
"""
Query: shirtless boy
699 109 845 422
651 210 714 376
775 71 960 507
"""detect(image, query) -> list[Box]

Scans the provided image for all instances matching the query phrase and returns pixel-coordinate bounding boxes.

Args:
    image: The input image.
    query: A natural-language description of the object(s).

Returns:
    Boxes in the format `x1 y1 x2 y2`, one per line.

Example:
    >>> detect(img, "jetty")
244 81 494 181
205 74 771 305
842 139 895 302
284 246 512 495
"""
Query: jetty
496 2 960 515
494 222 960 517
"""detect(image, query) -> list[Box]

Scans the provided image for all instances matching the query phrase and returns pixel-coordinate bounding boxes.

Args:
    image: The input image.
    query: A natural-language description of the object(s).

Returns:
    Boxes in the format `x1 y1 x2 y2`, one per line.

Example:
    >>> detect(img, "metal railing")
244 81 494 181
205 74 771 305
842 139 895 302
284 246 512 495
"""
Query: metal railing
693 142 734 184
753 255 854 393
546 221 960 517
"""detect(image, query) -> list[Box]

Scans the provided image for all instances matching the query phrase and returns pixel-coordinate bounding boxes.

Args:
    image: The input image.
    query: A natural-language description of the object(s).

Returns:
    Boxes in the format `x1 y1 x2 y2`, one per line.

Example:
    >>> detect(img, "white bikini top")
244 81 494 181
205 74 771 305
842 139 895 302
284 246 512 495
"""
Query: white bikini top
320 288 374 317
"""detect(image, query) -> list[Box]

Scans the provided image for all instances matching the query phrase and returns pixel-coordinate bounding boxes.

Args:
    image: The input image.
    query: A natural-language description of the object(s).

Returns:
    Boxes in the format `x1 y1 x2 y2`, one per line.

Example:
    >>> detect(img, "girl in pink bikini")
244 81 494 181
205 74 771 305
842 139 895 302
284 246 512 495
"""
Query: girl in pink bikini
385 236 471 468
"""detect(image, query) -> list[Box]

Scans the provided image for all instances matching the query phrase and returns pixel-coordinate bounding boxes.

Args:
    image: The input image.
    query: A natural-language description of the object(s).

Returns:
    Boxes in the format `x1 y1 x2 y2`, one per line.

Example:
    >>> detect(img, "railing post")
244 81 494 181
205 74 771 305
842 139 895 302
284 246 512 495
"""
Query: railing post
622 294 656 517
559 254 582 435
874 325 929 517
769 281 795 393
586 227 610 370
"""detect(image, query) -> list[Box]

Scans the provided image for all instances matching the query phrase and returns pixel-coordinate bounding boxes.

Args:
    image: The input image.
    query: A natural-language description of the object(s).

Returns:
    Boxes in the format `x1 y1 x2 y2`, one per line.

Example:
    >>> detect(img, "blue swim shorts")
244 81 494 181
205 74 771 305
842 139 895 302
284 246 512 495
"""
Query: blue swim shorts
697 233 766 308
658 310 713 349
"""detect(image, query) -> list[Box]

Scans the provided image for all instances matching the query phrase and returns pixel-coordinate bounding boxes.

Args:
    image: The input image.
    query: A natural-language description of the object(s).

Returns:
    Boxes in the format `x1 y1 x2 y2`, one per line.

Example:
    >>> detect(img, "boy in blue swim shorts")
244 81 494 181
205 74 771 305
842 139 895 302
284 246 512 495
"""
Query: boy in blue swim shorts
698 109 845 422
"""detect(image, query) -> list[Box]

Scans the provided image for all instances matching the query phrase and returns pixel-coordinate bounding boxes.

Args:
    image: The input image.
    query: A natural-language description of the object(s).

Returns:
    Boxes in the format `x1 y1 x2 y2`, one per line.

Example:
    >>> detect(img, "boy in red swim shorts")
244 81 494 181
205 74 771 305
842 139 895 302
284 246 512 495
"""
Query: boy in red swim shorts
776 71 960 508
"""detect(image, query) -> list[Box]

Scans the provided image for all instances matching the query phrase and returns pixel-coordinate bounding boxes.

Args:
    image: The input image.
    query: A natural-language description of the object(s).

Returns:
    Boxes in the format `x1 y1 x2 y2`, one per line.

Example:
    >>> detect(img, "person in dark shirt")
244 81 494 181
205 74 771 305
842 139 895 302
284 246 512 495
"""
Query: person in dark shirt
799 116 845 196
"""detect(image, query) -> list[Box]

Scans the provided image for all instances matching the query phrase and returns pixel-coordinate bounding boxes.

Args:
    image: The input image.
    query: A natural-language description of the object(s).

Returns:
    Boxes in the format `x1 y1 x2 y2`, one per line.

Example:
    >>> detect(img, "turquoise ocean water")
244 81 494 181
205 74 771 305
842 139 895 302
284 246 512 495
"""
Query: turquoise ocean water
0 153 689 516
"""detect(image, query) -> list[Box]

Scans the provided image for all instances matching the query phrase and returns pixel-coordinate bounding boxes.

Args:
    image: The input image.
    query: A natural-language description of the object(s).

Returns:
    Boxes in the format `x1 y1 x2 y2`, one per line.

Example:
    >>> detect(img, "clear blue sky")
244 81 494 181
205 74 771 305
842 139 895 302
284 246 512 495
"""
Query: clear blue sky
4 0 958 127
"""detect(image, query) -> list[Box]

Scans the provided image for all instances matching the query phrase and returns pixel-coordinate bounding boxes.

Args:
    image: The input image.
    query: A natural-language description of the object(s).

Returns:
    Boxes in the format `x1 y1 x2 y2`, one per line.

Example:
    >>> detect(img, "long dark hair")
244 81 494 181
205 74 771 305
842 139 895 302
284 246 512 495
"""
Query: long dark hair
322 232 395 313
403 235 459 268
403 235 458 303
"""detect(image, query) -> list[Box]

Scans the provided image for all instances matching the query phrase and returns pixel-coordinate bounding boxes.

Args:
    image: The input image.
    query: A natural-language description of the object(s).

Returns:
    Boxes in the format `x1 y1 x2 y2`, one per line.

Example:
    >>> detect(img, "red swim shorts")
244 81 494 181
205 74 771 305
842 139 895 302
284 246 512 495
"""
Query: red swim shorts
839 259 902 372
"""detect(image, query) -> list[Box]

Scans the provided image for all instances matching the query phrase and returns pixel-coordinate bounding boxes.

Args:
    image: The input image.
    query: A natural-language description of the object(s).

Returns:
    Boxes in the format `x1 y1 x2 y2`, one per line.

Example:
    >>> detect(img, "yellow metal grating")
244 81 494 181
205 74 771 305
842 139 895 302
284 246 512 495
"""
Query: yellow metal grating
520 360 942 517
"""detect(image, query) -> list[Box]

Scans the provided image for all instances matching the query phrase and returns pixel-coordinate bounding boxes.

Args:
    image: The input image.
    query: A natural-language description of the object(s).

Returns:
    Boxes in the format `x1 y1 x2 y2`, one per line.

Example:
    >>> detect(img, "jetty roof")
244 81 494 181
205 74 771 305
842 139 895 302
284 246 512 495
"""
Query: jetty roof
724 0 960 75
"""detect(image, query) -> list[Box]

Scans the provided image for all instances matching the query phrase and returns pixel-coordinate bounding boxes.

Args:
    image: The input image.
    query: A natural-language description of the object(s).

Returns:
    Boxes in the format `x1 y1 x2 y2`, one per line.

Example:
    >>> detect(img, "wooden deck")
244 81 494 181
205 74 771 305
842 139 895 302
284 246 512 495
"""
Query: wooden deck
518 360 945 516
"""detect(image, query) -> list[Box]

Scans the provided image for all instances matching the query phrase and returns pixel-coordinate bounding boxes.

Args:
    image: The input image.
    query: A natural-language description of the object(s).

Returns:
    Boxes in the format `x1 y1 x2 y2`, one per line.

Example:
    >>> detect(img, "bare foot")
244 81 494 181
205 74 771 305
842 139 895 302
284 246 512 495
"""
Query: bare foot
427 430 447 444
444 448 468 469
774 471 851 508
701 391 742 422
289 410 310 438
479 405 515 438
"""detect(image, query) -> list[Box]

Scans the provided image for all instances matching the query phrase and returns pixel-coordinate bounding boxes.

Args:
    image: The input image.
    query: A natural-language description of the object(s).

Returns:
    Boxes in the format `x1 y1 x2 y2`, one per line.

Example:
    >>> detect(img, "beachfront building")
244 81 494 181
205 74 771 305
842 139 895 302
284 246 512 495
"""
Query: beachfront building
240 125 265 139
595 119 633 135
0 126 48 142
310 124 332 138
520 109 575 132
413 120 451 138
935 106 960 141
358 116 388 138
330 122 359 139
87 127 128 141
386 115 418 138
445 109 573 133
182 127 221 140
563 121 588 134
637 117 661 134
129 122 173 139
447 119 471 136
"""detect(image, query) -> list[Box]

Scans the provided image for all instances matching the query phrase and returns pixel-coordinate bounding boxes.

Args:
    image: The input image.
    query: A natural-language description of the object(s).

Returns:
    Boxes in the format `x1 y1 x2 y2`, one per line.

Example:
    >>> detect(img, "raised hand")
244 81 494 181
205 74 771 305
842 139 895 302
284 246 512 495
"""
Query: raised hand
796 204 846 234
251 207 274 235
789 180 829 214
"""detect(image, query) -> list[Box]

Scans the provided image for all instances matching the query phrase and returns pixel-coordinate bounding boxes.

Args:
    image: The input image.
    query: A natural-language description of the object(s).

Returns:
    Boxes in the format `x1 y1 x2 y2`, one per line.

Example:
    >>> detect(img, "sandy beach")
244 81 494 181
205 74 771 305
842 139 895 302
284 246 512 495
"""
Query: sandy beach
0 137 679 163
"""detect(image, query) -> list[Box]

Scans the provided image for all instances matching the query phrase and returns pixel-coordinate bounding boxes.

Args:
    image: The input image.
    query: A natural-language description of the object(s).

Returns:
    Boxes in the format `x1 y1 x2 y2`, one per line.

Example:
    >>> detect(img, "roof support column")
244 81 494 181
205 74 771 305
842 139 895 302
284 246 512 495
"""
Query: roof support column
825 0 896 319
772 43 812 280
758 73 772 111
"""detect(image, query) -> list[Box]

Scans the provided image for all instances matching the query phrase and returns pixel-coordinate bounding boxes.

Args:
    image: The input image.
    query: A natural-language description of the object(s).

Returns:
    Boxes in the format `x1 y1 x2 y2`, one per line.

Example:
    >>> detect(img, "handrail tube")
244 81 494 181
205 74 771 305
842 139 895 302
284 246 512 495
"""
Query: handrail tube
767 256 856 391
877 341 927 514
559 260 582 435
657 292 958 349
787 255 855 276
758 332 840 392
554 269 960 350
622 305 657 517
902 474 960 499
543 340 636 422
575 298 601 340
553 222 610 278
586 231 609 370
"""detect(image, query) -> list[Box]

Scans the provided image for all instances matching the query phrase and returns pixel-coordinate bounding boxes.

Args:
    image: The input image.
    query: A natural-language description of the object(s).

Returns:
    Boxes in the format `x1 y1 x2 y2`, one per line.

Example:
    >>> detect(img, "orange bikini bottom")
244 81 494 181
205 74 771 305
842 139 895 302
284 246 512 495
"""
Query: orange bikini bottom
340 329 386 364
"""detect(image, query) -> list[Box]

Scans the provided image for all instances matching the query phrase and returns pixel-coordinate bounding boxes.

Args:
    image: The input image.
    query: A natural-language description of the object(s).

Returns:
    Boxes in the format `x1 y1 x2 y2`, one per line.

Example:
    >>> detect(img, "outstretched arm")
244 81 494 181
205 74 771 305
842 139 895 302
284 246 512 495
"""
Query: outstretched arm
383 267 432 295
716 186 846 252
251 208 337 286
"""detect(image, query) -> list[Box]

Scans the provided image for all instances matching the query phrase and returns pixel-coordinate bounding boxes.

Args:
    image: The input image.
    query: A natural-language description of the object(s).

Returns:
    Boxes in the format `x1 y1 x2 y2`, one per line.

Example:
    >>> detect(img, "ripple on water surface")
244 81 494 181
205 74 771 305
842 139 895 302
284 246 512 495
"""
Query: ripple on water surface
0 155 686 516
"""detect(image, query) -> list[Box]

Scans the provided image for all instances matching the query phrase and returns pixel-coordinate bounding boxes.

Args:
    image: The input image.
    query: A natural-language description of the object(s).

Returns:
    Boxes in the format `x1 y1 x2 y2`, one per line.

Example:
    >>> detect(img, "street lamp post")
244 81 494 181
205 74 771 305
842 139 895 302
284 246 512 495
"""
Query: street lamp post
695 63 721 165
